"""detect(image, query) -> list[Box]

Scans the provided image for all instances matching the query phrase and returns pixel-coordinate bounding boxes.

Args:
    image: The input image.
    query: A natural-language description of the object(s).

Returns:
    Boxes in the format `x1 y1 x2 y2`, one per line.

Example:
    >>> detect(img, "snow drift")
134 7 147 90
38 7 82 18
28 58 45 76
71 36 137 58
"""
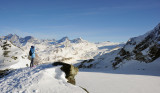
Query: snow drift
0 64 86 93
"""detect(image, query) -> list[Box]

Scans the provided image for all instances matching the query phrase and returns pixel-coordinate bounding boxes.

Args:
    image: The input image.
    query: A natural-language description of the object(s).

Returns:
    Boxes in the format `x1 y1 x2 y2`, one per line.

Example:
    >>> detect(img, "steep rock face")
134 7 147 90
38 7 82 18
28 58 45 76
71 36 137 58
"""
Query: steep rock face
113 23 160 67
52 62 79 85
77 59 94 68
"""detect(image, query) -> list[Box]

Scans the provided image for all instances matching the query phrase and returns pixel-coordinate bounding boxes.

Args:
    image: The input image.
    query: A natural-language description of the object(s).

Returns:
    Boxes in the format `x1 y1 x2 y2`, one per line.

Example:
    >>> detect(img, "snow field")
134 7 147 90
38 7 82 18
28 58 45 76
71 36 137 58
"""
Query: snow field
76 71 160 93
0 64 86 93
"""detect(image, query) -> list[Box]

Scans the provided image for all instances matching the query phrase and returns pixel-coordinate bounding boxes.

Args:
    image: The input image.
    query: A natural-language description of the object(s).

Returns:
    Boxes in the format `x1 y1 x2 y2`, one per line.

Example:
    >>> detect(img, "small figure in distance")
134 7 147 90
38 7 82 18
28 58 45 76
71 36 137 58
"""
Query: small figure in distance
29 46 35 67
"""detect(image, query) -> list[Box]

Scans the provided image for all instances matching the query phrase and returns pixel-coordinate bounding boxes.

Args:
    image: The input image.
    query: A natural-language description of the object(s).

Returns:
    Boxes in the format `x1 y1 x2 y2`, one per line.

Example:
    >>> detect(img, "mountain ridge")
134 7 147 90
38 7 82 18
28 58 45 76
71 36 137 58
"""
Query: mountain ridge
0 34 123 64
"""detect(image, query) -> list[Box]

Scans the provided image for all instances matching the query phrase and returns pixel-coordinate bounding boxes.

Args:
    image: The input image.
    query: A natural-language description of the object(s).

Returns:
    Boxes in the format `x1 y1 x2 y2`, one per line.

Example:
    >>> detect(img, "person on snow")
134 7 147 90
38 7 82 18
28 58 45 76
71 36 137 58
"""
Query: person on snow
29 46 35 67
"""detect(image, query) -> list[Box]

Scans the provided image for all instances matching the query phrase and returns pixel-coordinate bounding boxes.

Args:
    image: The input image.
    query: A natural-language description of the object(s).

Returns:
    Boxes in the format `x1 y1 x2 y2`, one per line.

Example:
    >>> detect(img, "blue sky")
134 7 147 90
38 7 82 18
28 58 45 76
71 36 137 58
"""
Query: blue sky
0 0 160 42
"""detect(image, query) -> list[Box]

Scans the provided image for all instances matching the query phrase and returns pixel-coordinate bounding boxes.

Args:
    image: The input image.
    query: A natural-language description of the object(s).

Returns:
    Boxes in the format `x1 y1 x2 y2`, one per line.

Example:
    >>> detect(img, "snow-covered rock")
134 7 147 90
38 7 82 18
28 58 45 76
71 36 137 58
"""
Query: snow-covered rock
53 62 79 85
112 23 160 68
0 40 30 70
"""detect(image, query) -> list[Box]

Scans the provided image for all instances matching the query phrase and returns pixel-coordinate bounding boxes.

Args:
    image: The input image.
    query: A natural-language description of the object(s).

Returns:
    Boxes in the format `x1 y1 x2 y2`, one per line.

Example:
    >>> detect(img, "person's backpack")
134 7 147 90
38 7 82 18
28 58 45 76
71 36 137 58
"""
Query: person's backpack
29 50 32 56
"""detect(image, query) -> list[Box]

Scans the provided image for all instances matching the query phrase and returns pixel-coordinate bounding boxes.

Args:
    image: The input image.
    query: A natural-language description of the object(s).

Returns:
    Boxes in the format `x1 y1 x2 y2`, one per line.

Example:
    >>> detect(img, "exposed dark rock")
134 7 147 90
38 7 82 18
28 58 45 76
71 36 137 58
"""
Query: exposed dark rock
11 56 18 60
119 48 129 56
88 59 94 63
53 62 89 92
77 59 94 68
1 41 11 50
52 62 79 85
80 86 89 93
58 57 72 62
3 51 10 57
149 45 160 60
0 69 11 78
112 57 122 68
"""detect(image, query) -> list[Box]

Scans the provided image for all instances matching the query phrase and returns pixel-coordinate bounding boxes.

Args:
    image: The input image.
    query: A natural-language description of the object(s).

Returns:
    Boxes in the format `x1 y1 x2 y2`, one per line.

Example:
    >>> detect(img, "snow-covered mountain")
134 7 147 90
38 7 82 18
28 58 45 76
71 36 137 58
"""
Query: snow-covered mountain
112 23 160 68
0 34 40 47
76 23 160 70
0 34 123 64
0 40 30 70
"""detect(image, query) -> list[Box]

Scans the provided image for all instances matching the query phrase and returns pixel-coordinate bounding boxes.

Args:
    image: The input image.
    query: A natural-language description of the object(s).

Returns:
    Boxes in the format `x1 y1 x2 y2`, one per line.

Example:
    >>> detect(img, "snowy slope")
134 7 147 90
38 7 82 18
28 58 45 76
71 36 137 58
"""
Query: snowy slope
75 47 121 69
0 40 30 70
0 64 86 93
109 23 160 68
116 23 160 62
95 41 124 56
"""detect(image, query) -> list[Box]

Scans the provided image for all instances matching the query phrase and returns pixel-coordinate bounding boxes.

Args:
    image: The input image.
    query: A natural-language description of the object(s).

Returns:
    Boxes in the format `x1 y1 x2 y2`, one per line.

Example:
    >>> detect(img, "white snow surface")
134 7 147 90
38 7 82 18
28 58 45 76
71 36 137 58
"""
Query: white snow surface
0 64 86 93
1 59 160 93
76 58 160 93
76 71 160 93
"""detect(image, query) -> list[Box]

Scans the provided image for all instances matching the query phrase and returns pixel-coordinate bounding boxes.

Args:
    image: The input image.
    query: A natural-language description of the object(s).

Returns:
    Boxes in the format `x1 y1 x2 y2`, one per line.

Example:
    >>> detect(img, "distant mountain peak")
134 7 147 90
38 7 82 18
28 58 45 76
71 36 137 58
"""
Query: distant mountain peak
12 34 19 38
76 37 83 40
24 36 35 40
6 34 13 37
7 34 19 37
71 37 86 43
58 36 70 43
62 36 69 40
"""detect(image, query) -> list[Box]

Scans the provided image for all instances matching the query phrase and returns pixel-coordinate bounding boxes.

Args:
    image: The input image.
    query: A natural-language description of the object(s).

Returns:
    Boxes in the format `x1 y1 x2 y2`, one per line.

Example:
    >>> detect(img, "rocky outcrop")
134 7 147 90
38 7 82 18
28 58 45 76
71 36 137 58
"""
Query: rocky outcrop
77 59 94 68
0 69 11 78
52 62 89 92
52 62 79 85
112 23 160 68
